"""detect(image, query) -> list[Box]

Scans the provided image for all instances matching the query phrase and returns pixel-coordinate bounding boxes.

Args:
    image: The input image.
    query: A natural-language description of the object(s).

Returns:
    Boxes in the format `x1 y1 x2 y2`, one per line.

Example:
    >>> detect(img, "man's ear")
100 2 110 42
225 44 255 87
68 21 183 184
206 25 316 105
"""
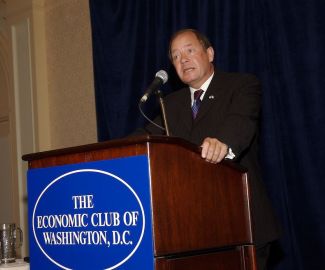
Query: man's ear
207 47 214 63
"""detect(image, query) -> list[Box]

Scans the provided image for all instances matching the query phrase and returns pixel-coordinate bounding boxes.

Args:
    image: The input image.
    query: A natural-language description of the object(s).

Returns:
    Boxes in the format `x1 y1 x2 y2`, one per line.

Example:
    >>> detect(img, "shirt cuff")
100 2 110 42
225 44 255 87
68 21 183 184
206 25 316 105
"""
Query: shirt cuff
225 147 235 159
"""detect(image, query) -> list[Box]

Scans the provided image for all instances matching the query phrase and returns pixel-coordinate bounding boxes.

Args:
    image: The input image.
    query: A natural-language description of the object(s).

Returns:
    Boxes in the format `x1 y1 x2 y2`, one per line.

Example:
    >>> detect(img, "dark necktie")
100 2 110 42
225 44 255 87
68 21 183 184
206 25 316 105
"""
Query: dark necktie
192 89 204 119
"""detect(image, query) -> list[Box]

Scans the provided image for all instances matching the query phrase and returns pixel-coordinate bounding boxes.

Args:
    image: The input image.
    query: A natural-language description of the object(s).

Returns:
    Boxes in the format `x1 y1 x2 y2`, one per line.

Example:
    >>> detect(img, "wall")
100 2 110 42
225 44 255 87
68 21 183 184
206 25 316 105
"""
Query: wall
0 18 15 225
44 0 97 148
0 0 97 257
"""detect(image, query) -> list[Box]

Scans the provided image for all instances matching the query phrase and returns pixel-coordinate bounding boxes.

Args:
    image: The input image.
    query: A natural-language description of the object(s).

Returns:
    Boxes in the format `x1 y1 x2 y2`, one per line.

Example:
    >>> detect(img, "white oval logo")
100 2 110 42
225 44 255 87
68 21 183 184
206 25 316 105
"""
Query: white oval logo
32 169 145 270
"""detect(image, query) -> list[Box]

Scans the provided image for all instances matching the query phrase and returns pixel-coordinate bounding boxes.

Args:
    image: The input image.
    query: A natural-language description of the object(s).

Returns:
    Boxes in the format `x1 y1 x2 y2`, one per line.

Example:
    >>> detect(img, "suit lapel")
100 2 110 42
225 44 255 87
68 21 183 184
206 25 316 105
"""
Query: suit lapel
194 72 225 124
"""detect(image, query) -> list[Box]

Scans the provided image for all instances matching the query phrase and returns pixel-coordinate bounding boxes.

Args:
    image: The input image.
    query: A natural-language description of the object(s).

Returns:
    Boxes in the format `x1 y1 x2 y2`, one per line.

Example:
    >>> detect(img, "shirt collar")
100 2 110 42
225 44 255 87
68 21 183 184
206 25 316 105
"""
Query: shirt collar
190 73 214 104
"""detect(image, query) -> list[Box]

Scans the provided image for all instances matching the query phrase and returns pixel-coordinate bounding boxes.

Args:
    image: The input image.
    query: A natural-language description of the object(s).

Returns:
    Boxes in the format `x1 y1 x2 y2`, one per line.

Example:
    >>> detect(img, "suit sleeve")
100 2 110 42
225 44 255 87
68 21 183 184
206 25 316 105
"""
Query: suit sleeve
216 74 261 159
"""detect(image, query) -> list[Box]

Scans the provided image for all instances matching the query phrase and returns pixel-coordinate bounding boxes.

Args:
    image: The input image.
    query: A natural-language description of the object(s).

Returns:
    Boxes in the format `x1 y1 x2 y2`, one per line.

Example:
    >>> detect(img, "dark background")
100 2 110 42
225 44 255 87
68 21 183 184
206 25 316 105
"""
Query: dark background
89 1 325 269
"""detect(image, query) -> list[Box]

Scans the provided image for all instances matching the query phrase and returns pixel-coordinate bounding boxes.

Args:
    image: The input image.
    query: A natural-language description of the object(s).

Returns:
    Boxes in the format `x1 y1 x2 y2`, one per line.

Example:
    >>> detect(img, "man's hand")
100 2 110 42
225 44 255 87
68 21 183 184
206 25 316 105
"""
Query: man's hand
201 137 228 163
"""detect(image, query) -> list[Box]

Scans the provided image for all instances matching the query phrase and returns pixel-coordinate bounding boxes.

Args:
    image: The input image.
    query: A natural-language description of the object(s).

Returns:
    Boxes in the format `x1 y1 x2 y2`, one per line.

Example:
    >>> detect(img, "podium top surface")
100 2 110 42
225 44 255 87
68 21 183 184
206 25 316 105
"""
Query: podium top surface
22 135 246 173
22 135 199 161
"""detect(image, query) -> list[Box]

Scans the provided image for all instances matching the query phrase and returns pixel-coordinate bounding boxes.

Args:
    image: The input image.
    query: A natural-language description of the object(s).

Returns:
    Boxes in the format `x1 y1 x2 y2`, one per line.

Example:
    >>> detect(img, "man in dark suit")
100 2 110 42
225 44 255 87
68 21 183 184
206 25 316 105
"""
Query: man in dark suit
143 29 280 269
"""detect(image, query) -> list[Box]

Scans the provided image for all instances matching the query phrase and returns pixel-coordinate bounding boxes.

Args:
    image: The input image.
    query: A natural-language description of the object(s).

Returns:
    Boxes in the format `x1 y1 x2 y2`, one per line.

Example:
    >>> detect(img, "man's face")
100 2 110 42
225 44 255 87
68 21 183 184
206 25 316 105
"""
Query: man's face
170 32 214 89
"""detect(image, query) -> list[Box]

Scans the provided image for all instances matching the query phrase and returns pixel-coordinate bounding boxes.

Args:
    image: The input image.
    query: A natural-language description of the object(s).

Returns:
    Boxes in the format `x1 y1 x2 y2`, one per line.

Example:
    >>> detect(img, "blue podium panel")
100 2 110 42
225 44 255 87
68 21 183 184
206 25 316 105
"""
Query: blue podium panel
27 155 154 270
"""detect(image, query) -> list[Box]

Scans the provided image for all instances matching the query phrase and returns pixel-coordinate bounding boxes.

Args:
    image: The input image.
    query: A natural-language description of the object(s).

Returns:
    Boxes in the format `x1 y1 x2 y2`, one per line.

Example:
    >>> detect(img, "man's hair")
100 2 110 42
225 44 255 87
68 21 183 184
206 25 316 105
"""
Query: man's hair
168 29 212 61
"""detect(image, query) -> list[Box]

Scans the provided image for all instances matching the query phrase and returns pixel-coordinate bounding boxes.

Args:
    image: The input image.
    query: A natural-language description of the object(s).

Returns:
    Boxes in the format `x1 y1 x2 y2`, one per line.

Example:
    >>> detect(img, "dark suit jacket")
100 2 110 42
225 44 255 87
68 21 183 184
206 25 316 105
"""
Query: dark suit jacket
143 70 280 245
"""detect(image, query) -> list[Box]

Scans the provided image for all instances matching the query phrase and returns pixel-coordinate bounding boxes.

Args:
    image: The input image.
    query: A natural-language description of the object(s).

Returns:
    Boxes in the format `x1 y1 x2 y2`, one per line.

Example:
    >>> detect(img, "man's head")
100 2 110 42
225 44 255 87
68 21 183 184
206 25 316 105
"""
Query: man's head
169 29 214 89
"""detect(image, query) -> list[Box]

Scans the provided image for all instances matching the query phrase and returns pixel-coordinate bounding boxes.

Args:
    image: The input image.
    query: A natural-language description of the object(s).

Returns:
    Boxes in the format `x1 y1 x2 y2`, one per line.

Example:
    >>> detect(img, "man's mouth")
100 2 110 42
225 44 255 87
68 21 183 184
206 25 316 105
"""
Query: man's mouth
183 67 195 73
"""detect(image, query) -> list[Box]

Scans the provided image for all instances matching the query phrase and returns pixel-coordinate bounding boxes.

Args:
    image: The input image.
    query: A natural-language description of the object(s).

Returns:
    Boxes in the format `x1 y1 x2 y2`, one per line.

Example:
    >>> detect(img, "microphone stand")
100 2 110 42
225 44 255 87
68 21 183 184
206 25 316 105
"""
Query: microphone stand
156 90 170 136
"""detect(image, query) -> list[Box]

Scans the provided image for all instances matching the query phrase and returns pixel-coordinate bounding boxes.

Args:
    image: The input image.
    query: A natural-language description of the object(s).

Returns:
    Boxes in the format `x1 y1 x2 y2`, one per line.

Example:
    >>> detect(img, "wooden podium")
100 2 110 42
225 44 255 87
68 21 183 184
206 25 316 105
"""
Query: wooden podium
23 135 257 270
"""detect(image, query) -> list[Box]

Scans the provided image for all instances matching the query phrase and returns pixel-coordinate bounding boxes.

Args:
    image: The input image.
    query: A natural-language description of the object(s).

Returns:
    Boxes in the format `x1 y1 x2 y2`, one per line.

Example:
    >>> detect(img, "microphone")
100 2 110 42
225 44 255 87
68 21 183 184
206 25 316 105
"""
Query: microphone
140 70 168 103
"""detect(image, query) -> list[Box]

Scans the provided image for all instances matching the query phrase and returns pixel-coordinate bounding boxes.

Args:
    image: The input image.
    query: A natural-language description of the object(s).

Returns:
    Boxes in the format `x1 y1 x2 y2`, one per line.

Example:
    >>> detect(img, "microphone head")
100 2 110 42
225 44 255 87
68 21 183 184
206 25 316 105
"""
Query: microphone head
155 70 168 84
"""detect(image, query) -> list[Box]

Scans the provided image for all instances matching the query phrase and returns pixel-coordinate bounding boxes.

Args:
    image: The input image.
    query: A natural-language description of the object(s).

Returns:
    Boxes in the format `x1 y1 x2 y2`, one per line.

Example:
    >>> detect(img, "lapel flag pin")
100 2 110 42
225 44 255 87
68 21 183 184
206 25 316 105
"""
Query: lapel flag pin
208 95 214 99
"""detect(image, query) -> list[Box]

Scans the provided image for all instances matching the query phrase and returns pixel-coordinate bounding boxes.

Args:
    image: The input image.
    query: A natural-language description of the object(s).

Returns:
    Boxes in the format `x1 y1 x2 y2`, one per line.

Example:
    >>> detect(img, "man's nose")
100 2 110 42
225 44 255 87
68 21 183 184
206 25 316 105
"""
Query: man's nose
180 53 188 63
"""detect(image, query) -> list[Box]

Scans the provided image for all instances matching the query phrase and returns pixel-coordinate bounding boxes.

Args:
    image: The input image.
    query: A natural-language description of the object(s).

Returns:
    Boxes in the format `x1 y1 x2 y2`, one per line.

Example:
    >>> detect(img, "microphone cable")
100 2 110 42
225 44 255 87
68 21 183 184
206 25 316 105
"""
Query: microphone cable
138 99 166 131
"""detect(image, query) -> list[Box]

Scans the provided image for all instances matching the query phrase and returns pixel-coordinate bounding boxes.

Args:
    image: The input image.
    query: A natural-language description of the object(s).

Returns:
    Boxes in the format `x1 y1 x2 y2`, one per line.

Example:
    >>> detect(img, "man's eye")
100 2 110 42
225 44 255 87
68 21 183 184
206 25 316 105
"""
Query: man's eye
172 55 179 61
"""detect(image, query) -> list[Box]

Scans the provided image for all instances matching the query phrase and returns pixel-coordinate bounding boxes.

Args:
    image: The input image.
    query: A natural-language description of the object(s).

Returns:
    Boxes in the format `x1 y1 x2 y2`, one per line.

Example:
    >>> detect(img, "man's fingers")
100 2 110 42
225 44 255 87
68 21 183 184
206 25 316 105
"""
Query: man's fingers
201 139 210 159
201 137 228 163
216 144 228 163
206 143 220 162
